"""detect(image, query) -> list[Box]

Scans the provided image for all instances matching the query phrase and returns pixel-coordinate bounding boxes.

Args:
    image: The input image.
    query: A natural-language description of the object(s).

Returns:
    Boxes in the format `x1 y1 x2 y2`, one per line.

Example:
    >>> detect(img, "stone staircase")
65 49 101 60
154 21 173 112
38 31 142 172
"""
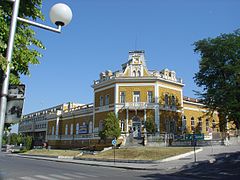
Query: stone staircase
124 136 144 147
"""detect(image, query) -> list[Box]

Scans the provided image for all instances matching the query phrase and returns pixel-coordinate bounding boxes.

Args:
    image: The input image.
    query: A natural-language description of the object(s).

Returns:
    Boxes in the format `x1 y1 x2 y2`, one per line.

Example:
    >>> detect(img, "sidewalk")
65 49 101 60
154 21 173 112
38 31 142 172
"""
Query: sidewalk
6 144 240 172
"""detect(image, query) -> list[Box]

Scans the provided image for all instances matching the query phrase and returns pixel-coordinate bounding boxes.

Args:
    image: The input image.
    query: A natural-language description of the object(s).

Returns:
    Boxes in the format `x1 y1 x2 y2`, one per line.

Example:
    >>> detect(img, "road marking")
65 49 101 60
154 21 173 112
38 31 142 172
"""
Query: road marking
75 172 98 178
34 175 58 180
49 174 72 179
19 177 38 180
63 173 85 178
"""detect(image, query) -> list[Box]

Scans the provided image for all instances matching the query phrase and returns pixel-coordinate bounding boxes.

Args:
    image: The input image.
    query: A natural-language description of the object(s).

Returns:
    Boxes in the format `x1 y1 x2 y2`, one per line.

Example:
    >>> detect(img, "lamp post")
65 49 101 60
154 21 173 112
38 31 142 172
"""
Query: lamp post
0 0 72 151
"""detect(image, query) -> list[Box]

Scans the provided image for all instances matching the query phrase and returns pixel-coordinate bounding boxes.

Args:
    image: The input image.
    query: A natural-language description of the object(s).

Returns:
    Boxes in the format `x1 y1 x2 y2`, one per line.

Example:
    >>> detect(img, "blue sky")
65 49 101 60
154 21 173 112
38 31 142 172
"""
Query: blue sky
19 0 239 115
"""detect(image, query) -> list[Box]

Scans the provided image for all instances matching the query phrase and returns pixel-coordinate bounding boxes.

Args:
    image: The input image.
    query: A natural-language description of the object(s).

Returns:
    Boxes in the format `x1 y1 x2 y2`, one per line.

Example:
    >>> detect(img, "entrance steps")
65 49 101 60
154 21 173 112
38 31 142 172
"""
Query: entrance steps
124 136 144 147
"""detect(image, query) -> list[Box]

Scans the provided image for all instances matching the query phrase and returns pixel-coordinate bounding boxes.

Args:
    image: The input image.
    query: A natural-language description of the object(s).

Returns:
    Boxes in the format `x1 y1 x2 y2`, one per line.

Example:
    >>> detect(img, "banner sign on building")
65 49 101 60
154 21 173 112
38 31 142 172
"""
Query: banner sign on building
79 125 88 134
185 134 204 141
5 84 25 124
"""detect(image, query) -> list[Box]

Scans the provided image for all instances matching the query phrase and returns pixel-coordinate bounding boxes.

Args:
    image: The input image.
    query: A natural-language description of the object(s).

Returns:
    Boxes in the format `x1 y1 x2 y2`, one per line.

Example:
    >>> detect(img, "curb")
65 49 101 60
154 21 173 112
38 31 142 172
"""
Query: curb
158 148 203 162
14 155 159 170
11 148 203 171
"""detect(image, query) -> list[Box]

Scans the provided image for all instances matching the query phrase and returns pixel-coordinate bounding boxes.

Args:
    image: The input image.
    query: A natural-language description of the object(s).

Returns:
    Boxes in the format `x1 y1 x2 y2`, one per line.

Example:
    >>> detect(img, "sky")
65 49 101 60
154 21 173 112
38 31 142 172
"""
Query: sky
10 0 239 132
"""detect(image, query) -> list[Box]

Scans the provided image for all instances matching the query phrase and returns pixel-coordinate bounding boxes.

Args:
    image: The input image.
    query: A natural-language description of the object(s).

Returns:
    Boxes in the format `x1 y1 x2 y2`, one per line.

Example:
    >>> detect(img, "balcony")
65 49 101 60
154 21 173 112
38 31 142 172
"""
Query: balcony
120 102 157 110
117 102 181 112
47 134 99 141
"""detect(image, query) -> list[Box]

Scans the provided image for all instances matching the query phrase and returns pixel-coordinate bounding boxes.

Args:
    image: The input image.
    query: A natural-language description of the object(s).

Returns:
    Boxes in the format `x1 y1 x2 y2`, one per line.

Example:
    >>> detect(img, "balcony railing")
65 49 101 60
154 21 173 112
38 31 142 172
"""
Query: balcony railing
47 134 99 141
118 102 180 111
121 102 157 109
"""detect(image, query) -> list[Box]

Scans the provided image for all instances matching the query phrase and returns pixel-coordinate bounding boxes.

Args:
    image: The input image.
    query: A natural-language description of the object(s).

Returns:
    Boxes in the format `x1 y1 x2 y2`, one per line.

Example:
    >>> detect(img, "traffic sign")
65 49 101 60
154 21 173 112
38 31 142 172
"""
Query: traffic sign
112 139 117 146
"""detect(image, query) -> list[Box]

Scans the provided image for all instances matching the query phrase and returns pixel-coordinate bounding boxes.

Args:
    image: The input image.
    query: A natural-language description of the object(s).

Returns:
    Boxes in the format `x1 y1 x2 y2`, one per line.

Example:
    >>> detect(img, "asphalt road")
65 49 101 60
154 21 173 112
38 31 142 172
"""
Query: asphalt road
0 153 181 180
1 149 240 180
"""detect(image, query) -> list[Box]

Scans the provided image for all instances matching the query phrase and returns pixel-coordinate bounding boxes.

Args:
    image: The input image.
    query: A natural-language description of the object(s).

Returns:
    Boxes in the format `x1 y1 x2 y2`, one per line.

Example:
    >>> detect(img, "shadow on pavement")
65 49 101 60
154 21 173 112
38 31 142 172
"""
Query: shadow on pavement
140 151 240 180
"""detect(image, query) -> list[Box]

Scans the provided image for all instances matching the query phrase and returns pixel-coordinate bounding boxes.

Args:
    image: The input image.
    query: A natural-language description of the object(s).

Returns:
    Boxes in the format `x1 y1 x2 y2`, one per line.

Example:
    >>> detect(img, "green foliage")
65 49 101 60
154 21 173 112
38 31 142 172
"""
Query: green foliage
24 136 32 150
146 116 156 134
194 29 240 130
17 134 23 145
10 133 18 145
99 112 121 140
2 134 7 145
0 0 45 84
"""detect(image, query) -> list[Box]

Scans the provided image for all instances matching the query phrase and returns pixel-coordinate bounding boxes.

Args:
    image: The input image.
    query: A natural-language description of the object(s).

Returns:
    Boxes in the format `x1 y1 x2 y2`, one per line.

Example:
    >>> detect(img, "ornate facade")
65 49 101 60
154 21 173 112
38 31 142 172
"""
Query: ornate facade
20 51 220 148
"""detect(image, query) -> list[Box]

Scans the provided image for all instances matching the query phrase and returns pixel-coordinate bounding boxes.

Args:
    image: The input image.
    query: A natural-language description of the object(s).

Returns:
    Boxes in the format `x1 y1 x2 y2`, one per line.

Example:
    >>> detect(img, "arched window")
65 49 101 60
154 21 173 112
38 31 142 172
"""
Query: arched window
99 120 104 131
70 124 73 135
206 119 209 132
137 70 141 77
164 94 169 106
198 118 202 132
121 120 124 132
133 71 136 77
172 96 176 107
65 124 68 135
89 121 93 133
51 126 55 135
76 123 79 134
182 116 186 132
99 96 103 106
191 117 195 132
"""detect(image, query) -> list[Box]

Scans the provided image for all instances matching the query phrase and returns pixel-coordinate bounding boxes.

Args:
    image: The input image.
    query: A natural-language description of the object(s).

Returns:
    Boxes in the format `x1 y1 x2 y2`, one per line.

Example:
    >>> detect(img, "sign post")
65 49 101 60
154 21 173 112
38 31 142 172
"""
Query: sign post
5 84 25 124
193 134 196 163
112 138 117 164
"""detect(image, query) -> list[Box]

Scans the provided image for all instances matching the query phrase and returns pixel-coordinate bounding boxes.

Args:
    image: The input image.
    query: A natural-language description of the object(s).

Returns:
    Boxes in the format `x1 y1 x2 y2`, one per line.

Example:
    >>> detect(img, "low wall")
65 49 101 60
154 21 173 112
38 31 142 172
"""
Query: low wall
48 139 112 151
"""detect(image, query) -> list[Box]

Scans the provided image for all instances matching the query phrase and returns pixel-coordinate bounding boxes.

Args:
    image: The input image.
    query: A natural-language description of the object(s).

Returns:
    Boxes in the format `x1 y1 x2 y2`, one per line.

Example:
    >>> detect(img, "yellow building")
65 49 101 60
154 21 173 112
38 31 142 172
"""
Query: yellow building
45 50 219 148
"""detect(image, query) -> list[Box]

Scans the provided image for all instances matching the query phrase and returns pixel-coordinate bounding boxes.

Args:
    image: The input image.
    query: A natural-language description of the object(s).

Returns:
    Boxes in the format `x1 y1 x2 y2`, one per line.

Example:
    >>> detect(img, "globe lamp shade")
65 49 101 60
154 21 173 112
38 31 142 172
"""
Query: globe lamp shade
49 3 72 26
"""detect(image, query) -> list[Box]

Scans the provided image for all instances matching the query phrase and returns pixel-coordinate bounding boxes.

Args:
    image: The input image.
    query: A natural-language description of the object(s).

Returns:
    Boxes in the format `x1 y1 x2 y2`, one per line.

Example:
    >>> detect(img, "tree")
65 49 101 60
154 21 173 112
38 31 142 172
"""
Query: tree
24 135 32 150
194 29 240 131
146 116 156 134
0 0 45 85
99 112 121 140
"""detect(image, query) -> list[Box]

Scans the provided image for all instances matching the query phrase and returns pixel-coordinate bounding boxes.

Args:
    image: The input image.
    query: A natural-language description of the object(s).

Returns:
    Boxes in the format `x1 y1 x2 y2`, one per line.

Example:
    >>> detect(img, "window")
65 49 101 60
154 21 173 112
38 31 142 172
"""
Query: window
133 91 140 102
206 119 209 132
55 124 58 135
171 96 176 107
164 94 169 106
120 92 126 103
99 120 104 131
147 91 153 103
52 126 55 135
137 70 141 77
121 120 124 132
65 124 68 135
89 121 93 133
105 95 109 105
182 116 186 132
70 124 73 135
191 117 195 131
198 118 202 132
133 71 136 77
100 96 103 106
76 123 79 134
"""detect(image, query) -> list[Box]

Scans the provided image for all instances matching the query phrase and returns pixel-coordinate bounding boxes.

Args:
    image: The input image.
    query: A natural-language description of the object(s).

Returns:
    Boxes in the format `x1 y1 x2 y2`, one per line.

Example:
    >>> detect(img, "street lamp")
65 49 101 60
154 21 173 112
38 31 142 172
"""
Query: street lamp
0 0 72 150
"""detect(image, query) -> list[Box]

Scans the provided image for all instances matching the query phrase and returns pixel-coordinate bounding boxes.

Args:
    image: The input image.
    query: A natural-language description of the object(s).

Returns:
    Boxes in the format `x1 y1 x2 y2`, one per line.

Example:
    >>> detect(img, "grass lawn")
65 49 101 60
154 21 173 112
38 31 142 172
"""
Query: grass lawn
23 147 194 161
23 149 81 157
83 147 194 161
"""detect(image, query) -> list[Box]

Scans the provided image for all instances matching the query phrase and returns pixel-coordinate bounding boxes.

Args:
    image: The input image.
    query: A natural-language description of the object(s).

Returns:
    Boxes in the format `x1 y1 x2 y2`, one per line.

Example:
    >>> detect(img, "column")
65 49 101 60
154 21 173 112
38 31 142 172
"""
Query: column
155 105 160 133
56 110 62 139
144 109 147 146
144 109 146 123
126 108 129 133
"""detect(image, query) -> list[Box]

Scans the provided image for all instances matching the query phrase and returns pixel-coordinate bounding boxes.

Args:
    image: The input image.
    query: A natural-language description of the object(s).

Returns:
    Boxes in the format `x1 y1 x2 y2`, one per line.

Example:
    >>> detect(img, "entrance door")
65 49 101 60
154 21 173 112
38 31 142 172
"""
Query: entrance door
132 116 142 138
